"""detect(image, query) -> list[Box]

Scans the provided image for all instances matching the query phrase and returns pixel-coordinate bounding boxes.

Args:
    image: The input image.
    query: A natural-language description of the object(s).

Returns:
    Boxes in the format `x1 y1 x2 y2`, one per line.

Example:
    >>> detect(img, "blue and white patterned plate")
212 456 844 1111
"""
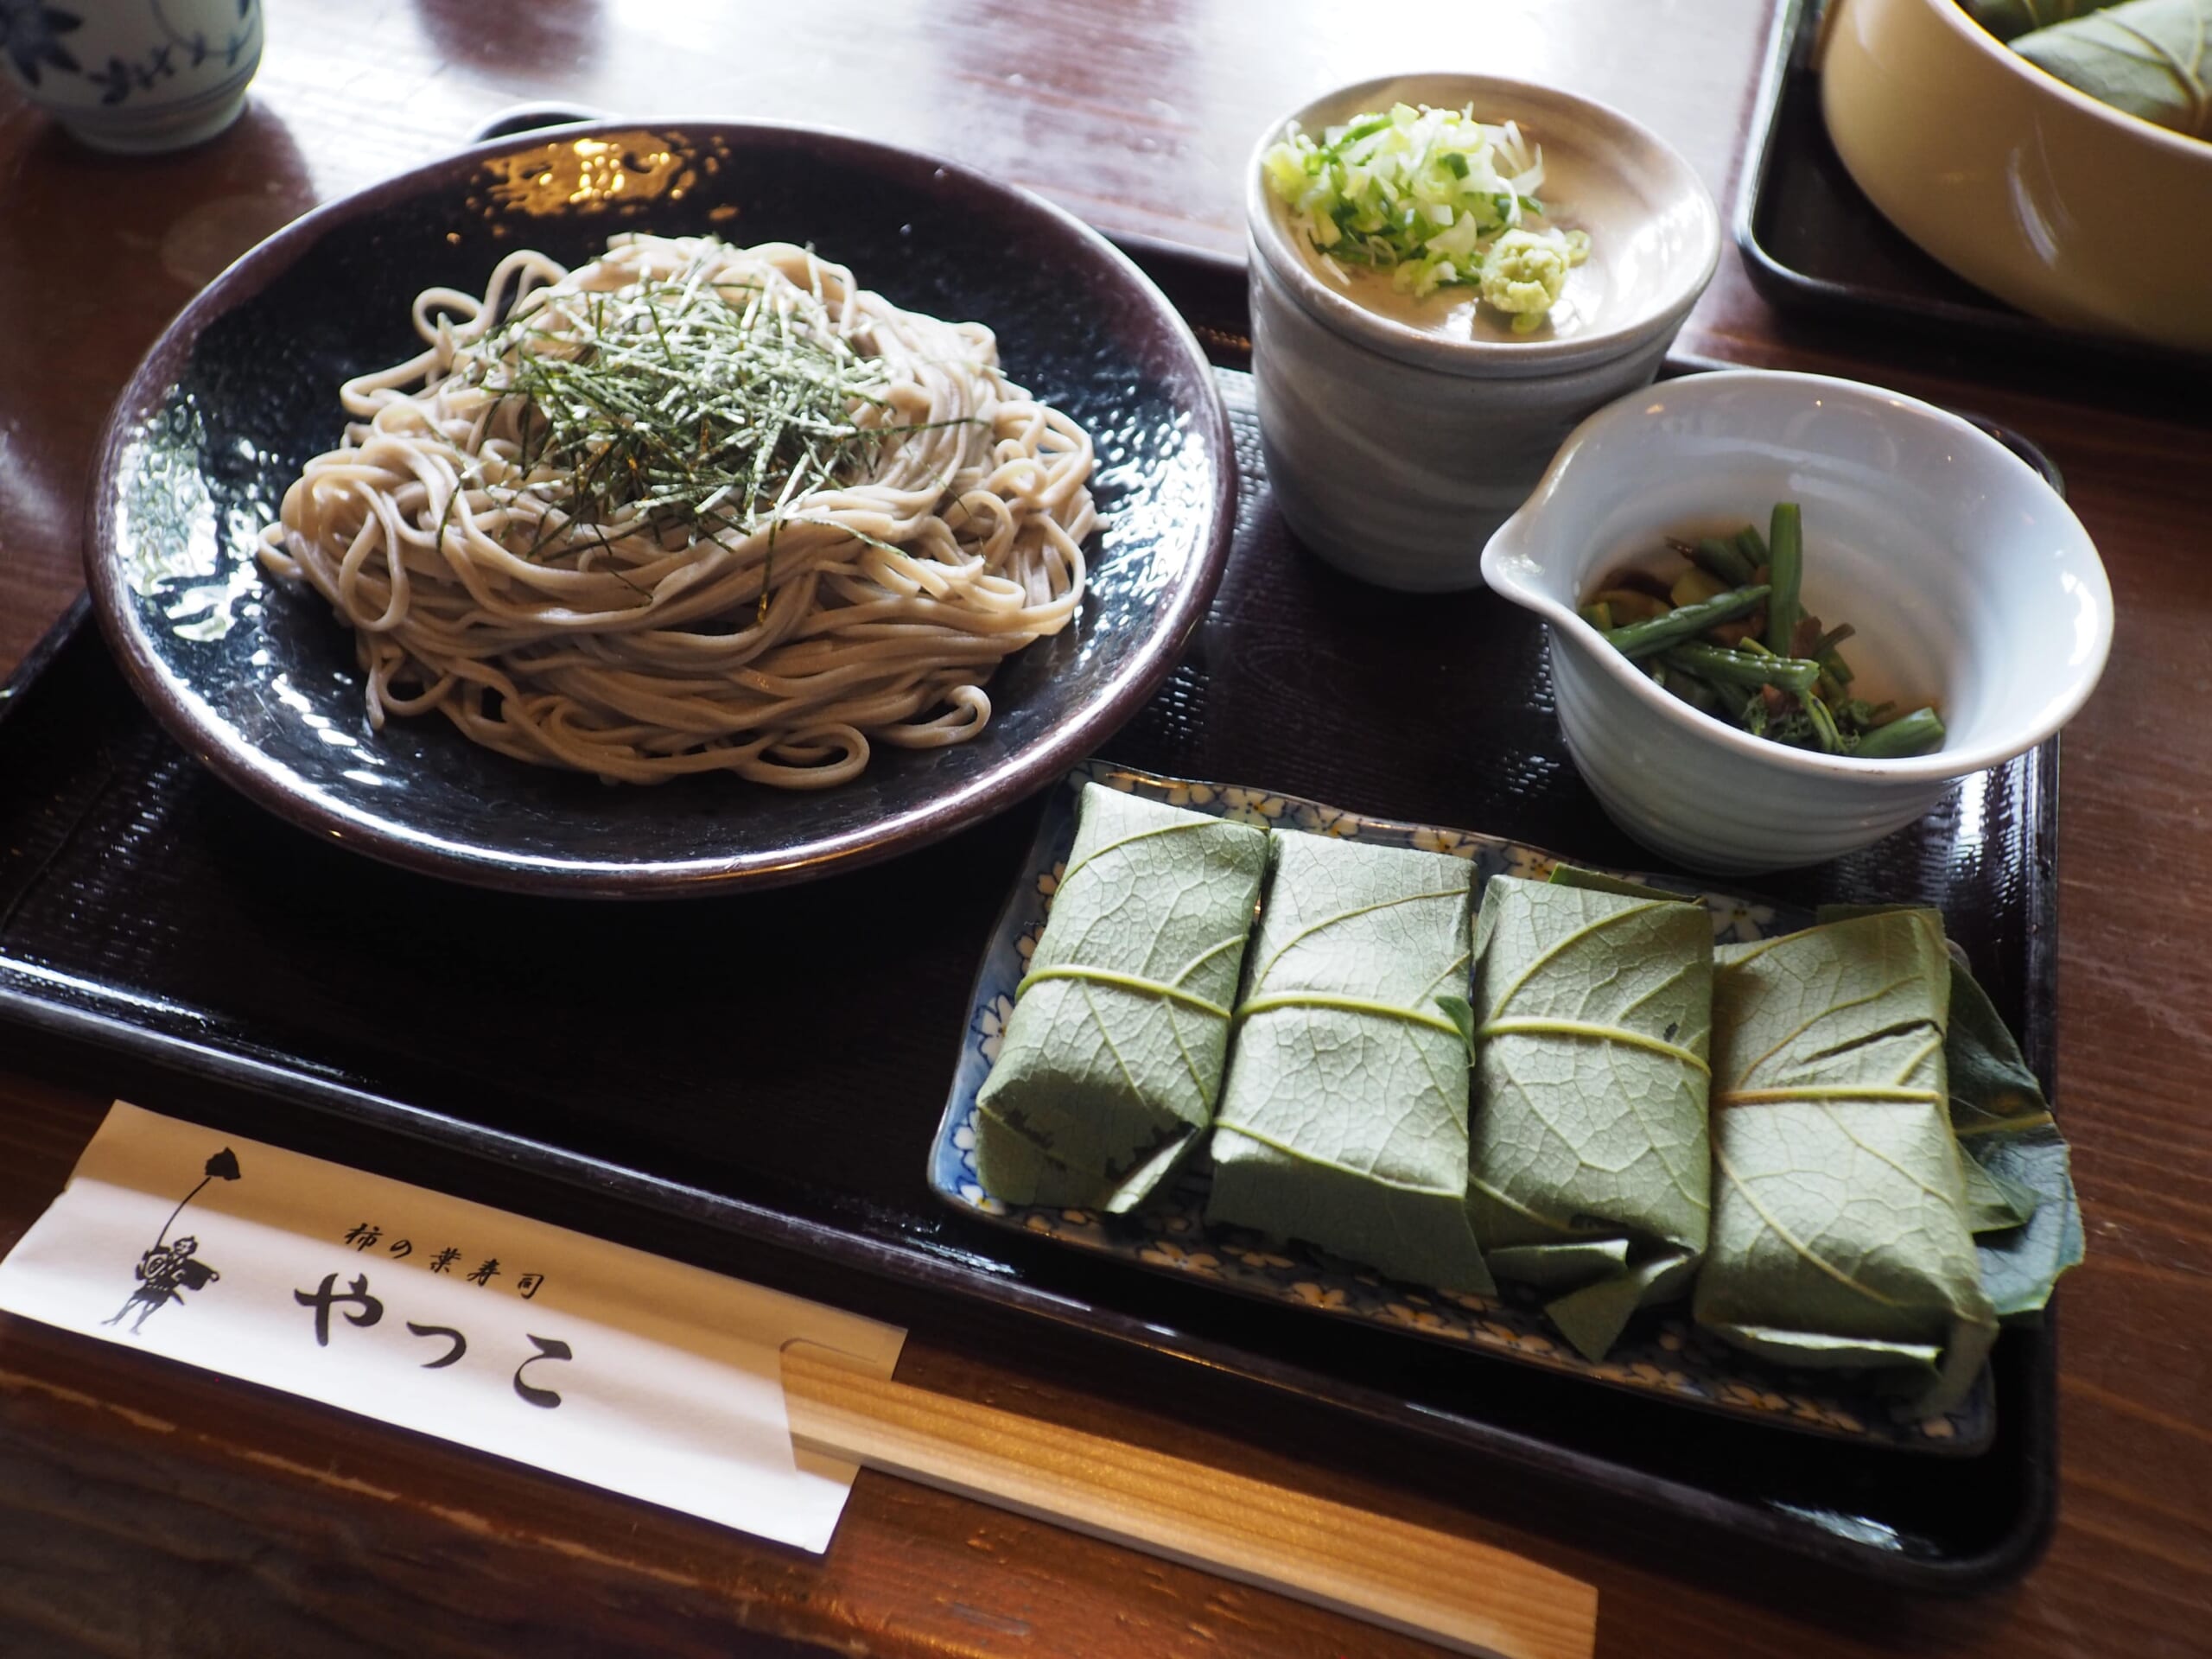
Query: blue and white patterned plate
928 760 1995 1452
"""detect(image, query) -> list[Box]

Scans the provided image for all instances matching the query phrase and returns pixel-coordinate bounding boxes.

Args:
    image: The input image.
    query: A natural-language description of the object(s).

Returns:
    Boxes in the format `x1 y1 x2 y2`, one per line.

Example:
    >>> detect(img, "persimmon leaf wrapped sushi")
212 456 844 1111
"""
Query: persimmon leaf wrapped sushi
1694 910 1999 1415
1205 832 1492 1294
1467 871 1713 1363
973 784 1268 1211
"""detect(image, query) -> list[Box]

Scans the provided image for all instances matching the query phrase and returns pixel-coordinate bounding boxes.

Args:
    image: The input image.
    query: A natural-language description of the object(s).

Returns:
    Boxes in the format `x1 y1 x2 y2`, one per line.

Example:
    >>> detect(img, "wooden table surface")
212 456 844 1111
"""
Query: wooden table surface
3 3 2209 1655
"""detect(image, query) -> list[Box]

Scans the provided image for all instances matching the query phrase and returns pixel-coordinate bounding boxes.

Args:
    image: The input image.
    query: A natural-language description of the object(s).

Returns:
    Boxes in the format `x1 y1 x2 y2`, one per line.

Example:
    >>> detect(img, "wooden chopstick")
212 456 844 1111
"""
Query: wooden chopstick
781 1342 1597 1659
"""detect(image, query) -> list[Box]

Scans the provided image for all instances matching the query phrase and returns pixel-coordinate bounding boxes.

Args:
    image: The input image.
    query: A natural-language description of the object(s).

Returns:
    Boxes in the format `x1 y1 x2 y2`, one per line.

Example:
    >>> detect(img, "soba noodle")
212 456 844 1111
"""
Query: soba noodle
257 234 1095 787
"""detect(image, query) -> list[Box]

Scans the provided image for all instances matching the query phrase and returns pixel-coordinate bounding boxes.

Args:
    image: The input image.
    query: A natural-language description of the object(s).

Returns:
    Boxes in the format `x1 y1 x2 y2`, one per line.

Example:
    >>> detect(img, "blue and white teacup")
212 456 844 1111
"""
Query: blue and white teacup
1 0 262 154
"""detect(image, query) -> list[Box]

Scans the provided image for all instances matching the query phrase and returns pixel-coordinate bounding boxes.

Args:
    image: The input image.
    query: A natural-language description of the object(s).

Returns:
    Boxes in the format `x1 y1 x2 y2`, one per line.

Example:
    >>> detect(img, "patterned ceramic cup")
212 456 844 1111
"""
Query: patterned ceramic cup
2 0 262 153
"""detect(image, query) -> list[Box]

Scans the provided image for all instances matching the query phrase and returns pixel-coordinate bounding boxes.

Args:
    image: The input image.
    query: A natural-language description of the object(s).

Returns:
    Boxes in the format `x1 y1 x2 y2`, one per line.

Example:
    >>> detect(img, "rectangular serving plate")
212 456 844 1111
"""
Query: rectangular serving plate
931 760 2000 1454
0 317 2062 1586
1736 0 2212 386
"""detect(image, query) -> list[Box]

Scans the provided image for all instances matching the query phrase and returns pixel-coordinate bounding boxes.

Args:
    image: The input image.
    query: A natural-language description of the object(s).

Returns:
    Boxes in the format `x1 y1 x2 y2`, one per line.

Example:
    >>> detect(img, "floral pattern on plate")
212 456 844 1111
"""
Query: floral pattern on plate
926 760 1992 1452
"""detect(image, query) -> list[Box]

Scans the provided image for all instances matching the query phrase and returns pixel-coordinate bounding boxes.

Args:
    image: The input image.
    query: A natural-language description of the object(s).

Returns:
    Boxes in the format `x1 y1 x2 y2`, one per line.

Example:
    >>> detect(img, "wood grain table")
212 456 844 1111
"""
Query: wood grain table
3 3 2209 1655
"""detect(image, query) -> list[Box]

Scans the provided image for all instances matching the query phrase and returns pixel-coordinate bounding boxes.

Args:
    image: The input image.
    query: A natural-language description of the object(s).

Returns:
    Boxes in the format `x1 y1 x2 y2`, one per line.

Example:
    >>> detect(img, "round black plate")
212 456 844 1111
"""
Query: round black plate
87 122 1233 897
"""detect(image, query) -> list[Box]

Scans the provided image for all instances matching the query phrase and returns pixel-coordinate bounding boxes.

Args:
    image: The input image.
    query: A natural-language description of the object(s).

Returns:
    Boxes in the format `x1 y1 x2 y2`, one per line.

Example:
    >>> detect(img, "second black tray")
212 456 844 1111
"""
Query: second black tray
0 257 2061 1592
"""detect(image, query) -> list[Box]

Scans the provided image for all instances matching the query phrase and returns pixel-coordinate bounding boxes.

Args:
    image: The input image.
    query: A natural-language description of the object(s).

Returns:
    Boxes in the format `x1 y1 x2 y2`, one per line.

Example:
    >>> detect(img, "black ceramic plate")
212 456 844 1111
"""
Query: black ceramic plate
86 123 1234 897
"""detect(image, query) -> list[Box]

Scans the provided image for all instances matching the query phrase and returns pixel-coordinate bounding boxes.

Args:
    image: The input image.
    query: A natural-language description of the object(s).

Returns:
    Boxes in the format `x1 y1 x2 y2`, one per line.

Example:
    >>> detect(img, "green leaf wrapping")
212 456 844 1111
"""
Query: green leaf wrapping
1962 0 2126 43
1694 911 1999 1417
1205 832 1492 1294
1468 874 1713 1362
1816 905 2083 1319
1543 864 1695 903
1931 948 2083 1318
2012 0 2212 137
974 784 1268 1211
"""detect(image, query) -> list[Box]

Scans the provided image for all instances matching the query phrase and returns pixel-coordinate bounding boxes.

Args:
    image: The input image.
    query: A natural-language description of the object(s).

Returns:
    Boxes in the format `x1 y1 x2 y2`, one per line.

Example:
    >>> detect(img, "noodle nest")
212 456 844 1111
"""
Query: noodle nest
258 234 1096 788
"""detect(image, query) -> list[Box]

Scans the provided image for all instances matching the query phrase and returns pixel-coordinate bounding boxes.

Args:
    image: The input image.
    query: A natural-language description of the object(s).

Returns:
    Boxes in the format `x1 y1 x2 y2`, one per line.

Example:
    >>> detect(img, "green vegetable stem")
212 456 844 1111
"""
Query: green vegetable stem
1692 537 1757 586
1763 503 1803 657
1802 691 1846 754
1602 585 1770 660
1661 641 1821 693
1852 707 1948 759
1653 664 1726 717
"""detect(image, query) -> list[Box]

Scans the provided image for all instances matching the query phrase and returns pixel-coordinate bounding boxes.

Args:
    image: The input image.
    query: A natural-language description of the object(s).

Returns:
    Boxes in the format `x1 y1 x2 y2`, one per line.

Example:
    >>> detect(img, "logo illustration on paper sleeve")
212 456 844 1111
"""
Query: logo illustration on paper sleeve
103 1147 241 1334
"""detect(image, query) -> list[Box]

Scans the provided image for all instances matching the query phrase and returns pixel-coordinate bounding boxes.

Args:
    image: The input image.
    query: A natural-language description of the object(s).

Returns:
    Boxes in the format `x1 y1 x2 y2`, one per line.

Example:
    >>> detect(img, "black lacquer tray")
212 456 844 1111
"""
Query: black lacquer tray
0 242 2060 1591
1737 0 2212 388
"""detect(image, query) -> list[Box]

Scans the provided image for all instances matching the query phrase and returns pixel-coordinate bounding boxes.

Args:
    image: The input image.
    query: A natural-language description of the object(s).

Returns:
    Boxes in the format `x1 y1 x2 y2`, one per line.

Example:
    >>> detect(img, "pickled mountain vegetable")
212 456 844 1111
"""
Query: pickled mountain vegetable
1584 503 1947 758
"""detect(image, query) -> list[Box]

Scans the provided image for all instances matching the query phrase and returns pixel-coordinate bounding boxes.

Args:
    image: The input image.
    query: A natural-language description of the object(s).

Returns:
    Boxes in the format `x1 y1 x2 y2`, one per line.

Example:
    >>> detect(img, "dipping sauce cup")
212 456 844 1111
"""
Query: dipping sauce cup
1247 73 1719 592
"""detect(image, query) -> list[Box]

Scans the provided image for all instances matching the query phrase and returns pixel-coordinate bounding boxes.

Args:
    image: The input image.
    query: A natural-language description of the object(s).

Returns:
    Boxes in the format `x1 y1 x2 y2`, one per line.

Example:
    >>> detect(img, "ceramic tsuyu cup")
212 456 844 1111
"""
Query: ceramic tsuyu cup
1245 73 1720 592
2 0 264 154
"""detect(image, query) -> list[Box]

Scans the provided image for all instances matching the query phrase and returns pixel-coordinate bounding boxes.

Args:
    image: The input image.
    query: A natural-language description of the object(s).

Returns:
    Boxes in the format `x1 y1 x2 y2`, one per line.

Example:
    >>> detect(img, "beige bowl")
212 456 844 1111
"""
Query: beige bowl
1821 0 2212 351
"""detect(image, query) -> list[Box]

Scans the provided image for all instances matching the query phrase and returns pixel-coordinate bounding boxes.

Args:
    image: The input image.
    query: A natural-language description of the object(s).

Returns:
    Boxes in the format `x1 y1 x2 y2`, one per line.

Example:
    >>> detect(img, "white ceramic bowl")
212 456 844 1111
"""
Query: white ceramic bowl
1247 73 1720 592
1480 370 2111 874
